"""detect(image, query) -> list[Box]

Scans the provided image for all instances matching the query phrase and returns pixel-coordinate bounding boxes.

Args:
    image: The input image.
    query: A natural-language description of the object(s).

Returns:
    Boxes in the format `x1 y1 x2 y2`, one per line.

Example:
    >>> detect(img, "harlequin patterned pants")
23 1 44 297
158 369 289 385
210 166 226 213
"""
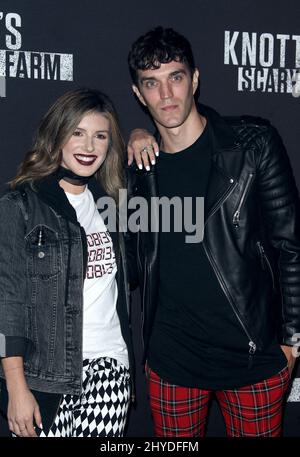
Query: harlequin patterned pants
146 364 290 437
38 357 130 437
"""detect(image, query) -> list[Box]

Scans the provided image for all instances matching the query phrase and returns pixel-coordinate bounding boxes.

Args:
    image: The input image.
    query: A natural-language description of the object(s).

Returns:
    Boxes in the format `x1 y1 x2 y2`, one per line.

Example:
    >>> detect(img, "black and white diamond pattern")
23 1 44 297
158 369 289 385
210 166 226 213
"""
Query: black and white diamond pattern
38 357 130 437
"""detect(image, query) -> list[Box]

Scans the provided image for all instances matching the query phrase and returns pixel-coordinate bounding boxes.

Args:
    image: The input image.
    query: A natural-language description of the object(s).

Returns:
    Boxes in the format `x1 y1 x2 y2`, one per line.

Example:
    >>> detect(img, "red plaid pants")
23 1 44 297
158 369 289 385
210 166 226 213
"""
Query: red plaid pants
146 364 290 437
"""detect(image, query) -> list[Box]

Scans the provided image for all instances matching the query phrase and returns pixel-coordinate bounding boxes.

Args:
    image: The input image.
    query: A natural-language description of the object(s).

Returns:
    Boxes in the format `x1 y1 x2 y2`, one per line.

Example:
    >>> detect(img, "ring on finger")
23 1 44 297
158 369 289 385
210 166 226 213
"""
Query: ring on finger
141 146 150 154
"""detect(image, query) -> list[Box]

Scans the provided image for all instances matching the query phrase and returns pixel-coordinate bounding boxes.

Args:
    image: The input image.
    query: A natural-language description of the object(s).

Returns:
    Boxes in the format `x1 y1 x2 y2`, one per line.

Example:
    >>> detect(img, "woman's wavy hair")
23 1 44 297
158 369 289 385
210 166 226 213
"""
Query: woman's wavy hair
10 88 125 203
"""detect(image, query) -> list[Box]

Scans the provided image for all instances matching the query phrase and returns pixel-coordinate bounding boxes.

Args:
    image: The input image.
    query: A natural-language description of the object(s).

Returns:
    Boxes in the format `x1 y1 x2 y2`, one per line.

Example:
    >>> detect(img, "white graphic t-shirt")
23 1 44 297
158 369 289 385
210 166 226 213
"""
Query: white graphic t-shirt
65 186 128 368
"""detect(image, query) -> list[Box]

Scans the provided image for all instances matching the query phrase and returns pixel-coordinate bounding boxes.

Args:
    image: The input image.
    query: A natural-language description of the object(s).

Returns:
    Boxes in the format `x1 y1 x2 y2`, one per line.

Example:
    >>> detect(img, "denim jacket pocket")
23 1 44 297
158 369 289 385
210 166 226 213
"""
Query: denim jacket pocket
26 225 61 279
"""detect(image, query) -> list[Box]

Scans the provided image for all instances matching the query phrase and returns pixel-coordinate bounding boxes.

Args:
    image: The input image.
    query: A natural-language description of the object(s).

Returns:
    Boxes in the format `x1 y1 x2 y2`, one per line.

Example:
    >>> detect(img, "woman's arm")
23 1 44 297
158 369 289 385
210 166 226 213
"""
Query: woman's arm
2 356 42 437
127 129 159 170
0 194 41 436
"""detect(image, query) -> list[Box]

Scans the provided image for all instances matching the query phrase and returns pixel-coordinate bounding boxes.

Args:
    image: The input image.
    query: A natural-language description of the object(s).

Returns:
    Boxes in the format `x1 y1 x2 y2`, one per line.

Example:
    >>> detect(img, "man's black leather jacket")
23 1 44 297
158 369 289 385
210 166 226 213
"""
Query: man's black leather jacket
128 104 300 361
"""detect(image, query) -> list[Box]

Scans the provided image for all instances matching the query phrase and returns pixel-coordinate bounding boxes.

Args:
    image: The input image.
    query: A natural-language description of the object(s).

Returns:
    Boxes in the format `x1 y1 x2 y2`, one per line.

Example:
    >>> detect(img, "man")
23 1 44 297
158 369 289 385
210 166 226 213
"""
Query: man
127 26 300 437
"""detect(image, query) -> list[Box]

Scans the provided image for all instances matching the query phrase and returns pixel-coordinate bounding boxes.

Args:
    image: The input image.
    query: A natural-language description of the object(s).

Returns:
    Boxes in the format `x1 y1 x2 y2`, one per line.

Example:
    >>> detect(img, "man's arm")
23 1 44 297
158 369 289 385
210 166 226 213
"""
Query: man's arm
257 125 300 375
280 346 296 375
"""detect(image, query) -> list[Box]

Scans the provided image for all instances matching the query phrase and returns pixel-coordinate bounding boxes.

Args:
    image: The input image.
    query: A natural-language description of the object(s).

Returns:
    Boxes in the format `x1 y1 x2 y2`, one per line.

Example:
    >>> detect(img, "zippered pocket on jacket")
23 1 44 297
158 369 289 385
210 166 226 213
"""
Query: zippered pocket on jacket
233 173 254 229
256 241 275 290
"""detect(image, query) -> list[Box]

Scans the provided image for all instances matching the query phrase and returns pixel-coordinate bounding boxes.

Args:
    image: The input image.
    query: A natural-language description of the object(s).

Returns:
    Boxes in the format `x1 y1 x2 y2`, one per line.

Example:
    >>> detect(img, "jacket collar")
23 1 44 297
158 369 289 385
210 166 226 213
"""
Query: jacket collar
197 104 242 220
33 173 107 225
153 103 240 160
149 103 241 220
198 103 240 153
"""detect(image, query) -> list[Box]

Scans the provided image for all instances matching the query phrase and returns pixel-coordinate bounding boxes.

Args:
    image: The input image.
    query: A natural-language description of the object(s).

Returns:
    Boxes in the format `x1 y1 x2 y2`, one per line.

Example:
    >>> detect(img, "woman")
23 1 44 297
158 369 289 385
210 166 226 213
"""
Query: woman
0 88 134 437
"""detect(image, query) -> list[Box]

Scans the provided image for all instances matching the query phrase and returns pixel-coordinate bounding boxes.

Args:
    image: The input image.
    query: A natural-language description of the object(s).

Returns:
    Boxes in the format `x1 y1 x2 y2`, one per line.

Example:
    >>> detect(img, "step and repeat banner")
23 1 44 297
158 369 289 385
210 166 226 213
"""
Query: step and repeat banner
0 0 299 436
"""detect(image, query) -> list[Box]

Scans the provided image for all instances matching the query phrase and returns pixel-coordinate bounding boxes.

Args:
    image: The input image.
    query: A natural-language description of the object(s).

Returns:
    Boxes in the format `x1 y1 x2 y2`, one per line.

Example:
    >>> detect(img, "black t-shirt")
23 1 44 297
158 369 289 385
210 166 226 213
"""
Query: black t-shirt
147 122 286 389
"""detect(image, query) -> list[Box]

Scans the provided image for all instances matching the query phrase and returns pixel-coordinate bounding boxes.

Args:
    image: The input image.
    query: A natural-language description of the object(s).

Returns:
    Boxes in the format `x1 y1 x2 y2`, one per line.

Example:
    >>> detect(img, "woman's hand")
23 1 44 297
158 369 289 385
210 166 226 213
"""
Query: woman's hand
7 386 42 437
127 129 159 170
2 356 43 437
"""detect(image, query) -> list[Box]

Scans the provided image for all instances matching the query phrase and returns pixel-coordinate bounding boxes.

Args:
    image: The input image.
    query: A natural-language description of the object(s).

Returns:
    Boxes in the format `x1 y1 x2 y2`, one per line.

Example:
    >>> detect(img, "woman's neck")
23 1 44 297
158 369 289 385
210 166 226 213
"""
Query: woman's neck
58 179 86 194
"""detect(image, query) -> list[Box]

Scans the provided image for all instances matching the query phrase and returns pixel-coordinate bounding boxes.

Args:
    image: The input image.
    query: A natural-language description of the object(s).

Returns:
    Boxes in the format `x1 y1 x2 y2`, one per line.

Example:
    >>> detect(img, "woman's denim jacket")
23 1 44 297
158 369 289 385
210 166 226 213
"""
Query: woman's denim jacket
0 176 134 398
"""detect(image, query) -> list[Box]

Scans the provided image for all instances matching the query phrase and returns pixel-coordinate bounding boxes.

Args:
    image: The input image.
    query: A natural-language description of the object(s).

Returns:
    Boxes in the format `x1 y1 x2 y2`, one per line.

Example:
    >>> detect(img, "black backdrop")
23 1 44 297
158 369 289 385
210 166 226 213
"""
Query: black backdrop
0 0 299 437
